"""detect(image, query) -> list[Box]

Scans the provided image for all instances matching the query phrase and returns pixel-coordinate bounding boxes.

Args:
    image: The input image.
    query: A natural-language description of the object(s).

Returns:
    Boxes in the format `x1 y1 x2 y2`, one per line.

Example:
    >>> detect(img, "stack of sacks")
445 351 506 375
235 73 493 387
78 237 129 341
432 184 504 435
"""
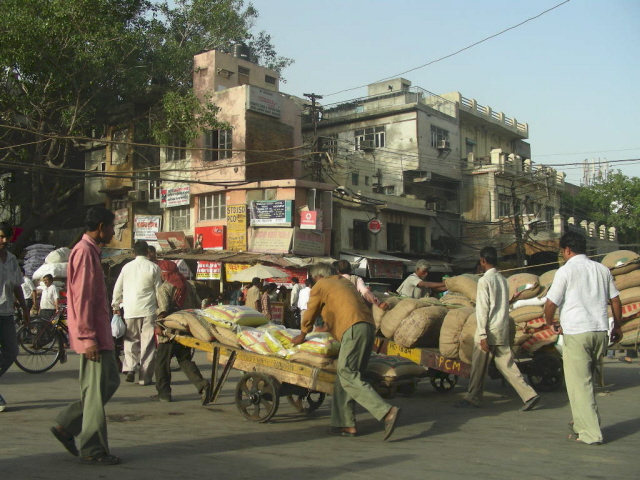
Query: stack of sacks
372 296 401 332
288 331 340 369
444 274 480 302
379 298 435 339
159 309 217 342
393 305 448 348
365 353 426 387
507 273 541 303
458 313 477 364
603 250 640 349
440 292 475 308
32 246 72 290
23 244 56 277
199 305 269 347
439 307 475 358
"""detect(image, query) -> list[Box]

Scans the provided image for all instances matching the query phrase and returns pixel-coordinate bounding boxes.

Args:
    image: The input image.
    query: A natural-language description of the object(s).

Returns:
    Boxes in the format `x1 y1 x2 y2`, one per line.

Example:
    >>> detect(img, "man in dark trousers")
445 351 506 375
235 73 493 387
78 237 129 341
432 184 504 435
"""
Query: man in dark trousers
51 206 121 465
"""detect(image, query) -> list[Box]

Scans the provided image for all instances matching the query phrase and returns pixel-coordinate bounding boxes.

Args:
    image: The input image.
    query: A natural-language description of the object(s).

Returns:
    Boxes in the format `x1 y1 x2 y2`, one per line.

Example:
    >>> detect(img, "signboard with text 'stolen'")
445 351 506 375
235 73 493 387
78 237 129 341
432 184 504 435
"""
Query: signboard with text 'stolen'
249 200 293 227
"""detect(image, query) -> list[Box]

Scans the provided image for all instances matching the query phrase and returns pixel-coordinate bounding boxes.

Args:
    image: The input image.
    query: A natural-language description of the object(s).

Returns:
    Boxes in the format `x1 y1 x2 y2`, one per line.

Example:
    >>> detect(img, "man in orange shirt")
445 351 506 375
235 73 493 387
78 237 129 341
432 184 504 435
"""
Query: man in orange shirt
292 263 400 440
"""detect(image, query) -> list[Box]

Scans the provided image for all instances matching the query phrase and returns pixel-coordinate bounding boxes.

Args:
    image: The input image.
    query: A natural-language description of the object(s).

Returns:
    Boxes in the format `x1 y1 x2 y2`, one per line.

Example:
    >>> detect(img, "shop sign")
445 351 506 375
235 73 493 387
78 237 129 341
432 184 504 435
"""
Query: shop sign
368 259 404 279
299 211 317 230
249 200 293 227
174 259 193 279
160 185 190 208
195 225 225 250
225 263 251 282
368 219 382 234
266 267 308 286
115 208 128 225
291 228 324 256
247 87 281 118
155 231 190 251
196 261 222 280
270 303 284 324
226 204 247 251
134 215 161 240
249 228 293 253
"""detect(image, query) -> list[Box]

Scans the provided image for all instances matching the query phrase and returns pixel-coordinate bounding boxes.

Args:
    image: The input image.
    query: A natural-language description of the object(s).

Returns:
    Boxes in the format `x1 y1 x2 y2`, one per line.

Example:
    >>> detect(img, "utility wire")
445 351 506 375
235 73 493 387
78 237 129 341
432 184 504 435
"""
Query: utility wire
323 0 571 98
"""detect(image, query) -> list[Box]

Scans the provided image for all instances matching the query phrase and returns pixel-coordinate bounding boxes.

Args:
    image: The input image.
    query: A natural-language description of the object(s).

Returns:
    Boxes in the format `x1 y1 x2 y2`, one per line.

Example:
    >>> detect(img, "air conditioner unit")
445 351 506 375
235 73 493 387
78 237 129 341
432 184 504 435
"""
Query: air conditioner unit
426 202 439 211
437 140 450 150
359 140 374 151
128 190 148 202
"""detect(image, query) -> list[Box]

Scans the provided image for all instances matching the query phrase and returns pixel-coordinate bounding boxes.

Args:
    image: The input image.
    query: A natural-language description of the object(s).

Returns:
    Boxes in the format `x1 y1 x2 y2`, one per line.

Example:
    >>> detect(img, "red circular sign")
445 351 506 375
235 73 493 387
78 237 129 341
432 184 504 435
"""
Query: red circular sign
368 219 382 234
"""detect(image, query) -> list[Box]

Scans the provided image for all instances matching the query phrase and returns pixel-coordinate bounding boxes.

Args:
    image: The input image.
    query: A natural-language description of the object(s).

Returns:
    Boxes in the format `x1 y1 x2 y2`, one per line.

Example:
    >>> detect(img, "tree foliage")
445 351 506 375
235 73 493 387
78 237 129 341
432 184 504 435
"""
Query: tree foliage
562 171 640 246
0 0 292 248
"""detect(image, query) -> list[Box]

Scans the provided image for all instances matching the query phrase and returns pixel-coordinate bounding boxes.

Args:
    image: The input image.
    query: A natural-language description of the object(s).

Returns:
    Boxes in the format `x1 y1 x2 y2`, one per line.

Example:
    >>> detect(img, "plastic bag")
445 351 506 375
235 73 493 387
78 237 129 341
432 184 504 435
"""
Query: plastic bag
111 314 126 339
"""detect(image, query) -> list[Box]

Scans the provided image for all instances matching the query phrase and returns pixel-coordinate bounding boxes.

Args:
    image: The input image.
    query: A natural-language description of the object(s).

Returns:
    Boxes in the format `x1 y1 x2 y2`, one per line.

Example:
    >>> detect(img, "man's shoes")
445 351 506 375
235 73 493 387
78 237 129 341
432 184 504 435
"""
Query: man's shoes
0 394 6 412
453 399 479 408
125 372 135 383
50 426 79 457
150 394 172 403
383 406 401 441
520 395 541 412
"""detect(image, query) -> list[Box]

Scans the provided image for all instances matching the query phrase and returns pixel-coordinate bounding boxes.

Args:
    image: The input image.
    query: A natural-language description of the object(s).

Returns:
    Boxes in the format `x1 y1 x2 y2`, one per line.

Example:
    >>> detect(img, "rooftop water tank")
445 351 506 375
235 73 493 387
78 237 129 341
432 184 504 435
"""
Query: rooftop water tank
232 43 251 61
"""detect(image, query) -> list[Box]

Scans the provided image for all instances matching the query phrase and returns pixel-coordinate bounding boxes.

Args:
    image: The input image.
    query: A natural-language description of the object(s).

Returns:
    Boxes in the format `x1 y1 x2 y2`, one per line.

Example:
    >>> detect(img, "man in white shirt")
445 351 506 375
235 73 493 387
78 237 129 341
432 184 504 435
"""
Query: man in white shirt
39 274 60 320
455 247 539 411
289 277 302 327
397 260 446 298
112 240 162 385
297 278 311 318
21 269 37 314
545 232 622 445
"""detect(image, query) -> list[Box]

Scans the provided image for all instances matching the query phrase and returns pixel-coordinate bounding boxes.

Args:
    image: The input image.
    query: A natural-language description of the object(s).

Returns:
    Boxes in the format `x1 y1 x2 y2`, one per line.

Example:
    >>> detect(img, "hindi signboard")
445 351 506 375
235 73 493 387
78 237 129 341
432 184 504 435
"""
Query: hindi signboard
291 228 325 256
134 215 161 241
226 204 247 251
249 228 293 253
249 200 293 227
247 87 281 118
160 185 190 208
196 261 222 280
225 263 251 282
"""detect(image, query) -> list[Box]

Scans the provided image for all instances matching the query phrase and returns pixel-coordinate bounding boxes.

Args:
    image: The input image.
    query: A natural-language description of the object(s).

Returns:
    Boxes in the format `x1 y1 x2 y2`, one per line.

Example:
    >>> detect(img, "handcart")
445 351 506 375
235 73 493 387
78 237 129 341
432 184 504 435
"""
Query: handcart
173 333 335 423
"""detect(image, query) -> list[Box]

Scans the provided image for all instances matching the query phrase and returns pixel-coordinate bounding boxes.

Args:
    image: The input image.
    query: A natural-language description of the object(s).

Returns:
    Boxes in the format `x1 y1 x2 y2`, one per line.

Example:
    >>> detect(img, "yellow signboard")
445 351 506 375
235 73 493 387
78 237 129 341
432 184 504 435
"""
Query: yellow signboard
226 204 247 251
225 263 252 282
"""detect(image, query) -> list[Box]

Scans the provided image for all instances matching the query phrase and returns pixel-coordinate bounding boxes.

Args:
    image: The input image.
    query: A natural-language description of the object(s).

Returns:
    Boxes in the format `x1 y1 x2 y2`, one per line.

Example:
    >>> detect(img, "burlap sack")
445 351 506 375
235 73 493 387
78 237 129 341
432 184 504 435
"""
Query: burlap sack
380 298 431 339
508 273 541 302
444 274 480 301
441 292 475 308
458 314 477 364
159 318 189 333
621 317 640 334
523 317 547 330
537 269 557 298
212 325 240 347
602 250 640 276
521 327 557 353
510 305 545 323
289 351 335 368
439 307 474 358
608 301 640 319
366 354 425 378
165 310 216 342
373 297 401 331
615 270 640 291
514 330 532 346
393 306 448 348
620 287 640 306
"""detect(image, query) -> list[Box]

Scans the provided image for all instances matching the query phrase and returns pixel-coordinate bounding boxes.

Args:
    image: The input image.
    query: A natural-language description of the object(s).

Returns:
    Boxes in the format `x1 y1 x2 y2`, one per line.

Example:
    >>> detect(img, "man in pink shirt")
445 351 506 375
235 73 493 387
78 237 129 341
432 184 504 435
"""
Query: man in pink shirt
50 206 121 466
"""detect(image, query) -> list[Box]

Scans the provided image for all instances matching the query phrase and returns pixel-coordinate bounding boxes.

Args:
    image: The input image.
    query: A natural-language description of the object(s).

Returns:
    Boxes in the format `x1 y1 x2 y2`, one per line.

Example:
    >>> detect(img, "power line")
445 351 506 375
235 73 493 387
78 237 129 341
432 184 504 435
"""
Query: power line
323 0 571 98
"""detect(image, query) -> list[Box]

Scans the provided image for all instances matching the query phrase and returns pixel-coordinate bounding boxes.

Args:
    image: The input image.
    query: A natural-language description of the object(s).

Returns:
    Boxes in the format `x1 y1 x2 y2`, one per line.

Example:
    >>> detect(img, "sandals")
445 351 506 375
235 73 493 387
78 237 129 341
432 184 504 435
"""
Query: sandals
383 406 401 441
78 453 122 465
50 426 78 457
327 427 356 437
567 433 602 446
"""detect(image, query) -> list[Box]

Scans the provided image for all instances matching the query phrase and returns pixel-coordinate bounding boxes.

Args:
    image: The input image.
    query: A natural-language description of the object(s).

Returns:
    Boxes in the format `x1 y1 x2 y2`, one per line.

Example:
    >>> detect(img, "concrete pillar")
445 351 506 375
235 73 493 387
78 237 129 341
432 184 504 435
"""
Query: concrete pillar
568 216 575 225
580 220 588 234
608 226 617 241
588 222 596 238
553 214 563 234
599 224 606 240
490 148 503 165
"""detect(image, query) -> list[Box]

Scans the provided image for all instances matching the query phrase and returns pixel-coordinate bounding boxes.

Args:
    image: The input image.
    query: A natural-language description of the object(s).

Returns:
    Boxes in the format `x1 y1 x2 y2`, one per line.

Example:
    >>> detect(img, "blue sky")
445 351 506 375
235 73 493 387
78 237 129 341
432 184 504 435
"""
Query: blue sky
247 0 640 185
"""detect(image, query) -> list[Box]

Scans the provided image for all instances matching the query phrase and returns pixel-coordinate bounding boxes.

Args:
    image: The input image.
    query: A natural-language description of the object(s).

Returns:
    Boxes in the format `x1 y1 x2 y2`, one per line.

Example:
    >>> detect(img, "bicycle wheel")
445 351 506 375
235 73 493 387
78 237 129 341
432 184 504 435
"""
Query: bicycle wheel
15 319 62 374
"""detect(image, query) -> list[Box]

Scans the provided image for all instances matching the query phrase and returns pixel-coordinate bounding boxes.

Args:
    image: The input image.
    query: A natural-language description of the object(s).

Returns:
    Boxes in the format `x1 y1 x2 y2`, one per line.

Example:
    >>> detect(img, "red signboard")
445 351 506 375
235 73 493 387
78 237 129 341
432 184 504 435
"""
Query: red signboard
299 211 318 230
196 261 222 280
368 259 404 279
368 219 382 234
266 267 308 286
195 225 225 250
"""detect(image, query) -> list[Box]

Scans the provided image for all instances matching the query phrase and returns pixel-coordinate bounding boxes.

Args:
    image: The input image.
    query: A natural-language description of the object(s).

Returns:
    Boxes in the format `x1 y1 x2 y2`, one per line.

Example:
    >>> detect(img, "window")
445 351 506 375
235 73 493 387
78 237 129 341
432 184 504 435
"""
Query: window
170 206 190 231
112 199 127 212
409 226 426 254
352 173 359 186
265 75 277 85
167 138 187 162
199 193 226 221
387 223 404 252
354 126 385 151
498 194 511 217
238 65 250 85
545 206 555 226
430 125 449 148
381 185 395 195
149 180 162 202
322 134 338 155
204 129 233 161
364 176 370 186
353 220 369 250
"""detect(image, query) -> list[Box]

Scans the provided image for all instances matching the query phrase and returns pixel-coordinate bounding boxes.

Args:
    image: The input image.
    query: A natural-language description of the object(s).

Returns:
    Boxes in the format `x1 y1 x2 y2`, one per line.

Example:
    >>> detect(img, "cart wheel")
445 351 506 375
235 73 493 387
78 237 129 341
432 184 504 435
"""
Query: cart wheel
287 392 325 414
396 382 417 397
235 373 280 423
527 353 564 392
430 374 458 392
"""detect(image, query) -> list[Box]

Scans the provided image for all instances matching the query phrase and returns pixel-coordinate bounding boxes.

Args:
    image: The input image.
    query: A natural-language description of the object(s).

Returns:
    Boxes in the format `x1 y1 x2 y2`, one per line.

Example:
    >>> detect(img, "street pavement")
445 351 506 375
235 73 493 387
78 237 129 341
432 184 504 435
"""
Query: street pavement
1 352 639 480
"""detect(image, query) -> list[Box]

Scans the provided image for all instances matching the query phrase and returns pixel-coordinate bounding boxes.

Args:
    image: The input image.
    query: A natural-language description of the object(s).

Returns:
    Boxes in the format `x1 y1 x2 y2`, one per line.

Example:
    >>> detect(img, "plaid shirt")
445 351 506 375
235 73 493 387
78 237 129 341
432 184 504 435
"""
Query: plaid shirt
261 292 272 320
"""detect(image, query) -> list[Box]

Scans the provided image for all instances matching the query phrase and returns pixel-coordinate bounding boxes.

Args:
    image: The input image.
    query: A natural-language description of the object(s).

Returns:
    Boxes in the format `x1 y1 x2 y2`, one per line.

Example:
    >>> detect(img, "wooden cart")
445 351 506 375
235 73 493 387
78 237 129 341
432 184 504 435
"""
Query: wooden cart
173 333 335 423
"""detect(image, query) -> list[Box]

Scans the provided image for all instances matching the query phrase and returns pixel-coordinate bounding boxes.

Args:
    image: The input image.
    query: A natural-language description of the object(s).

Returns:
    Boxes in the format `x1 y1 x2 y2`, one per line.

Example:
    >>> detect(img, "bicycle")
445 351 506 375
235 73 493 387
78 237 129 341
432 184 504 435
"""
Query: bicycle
15 305 69 374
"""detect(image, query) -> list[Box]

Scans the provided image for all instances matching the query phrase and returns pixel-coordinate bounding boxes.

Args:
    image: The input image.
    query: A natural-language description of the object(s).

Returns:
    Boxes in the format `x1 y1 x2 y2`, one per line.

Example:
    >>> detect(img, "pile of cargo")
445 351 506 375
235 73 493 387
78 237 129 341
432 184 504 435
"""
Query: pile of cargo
603 250 640 349
32 247 71 289
157 305 340 371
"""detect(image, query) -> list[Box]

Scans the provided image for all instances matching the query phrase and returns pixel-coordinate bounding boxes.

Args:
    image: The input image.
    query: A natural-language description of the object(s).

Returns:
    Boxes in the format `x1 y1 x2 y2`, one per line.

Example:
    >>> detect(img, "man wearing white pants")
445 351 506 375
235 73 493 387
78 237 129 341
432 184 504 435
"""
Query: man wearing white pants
112 240 162 385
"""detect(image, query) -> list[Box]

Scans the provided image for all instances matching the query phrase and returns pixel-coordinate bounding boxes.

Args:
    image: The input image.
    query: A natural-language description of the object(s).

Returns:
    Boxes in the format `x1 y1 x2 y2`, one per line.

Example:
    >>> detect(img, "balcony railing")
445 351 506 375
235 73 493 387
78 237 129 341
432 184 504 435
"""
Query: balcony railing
459 94 528 137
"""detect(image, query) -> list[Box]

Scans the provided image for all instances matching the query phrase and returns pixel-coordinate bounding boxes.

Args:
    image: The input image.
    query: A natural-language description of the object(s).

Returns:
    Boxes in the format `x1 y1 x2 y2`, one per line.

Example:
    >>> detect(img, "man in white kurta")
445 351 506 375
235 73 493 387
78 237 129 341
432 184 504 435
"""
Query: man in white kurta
112 241 162 385
545 231 622 445
456 247 539 411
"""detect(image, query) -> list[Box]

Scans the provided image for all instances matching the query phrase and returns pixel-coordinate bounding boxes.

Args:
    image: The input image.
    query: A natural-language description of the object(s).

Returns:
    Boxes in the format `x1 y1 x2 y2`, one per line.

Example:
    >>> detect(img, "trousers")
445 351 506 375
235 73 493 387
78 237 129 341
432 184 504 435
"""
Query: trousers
155 341 207 396
0 315 18 378
55 351 120 457
465 343 537 405
123 315 157 383
331 322 391 427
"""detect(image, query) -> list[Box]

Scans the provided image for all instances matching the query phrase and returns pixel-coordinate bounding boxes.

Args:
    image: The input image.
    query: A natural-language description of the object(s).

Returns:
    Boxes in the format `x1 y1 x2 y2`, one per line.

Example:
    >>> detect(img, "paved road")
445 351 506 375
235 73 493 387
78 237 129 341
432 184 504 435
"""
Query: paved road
1 352 639 480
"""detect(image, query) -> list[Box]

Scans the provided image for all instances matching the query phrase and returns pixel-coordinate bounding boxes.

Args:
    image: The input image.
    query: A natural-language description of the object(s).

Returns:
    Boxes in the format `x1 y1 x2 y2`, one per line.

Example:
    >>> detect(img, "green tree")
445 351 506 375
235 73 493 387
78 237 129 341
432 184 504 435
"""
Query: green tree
562 171 640 247
0 0 292 252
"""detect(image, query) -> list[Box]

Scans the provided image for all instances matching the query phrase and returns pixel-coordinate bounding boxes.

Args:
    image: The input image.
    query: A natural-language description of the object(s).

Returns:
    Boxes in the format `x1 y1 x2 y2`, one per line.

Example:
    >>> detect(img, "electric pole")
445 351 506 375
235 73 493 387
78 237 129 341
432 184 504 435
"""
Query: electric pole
511 180 526 268
304 93 323 182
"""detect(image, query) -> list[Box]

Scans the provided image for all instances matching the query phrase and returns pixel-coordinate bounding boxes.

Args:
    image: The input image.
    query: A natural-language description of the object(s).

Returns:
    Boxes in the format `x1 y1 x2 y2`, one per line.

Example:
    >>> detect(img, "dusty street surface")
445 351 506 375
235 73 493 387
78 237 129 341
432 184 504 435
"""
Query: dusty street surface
1 352 638 480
